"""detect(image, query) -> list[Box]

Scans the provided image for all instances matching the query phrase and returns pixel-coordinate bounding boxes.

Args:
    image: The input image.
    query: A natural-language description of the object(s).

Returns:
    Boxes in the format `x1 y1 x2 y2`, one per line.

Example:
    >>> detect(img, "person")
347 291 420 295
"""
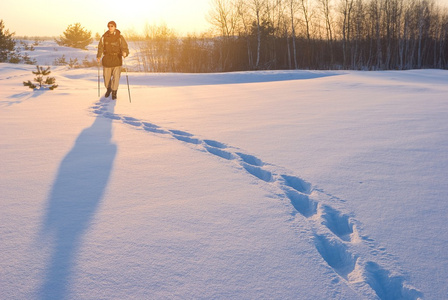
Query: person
97 21 129 100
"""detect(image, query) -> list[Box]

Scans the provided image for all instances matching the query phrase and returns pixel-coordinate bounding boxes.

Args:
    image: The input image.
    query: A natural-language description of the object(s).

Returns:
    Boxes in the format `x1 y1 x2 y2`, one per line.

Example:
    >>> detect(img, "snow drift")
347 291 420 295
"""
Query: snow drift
1 41 447 299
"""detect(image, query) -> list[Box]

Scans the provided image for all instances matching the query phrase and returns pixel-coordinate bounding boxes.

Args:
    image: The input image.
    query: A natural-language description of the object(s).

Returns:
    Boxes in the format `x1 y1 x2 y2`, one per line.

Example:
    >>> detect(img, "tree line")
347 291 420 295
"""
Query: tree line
130 0 448 72
2 0 448 72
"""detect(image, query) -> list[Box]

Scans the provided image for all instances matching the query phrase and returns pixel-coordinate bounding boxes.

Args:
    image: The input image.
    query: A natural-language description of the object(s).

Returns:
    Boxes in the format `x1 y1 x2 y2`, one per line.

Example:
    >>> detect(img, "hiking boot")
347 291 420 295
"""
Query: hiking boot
112 90 117 100
105 88 112 98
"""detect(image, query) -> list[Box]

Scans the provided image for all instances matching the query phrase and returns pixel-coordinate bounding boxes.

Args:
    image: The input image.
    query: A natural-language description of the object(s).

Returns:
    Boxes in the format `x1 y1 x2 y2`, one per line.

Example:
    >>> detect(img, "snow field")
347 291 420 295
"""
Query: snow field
1 55 448 299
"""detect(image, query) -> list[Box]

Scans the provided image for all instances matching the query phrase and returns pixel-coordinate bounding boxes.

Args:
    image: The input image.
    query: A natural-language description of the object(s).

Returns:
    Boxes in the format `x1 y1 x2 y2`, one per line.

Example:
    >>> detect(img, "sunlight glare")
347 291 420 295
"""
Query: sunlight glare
2 0 210 37
97 0 209 36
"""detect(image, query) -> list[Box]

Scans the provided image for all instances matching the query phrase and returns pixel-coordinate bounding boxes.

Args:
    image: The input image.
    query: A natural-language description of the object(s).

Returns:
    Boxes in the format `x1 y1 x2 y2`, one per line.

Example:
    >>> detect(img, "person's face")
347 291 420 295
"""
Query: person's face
108 24 116 33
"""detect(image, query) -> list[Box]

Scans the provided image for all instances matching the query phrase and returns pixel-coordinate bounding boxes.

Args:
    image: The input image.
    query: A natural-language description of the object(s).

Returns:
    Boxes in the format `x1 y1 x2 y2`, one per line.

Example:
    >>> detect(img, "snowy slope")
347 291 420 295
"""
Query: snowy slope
1 43 447 300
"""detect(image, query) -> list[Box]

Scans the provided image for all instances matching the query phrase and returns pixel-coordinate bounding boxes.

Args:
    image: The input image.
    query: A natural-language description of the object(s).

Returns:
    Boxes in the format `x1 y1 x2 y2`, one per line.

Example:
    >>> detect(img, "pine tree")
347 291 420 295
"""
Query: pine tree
55 23 93 50
0 20 16 62
23 66 58 90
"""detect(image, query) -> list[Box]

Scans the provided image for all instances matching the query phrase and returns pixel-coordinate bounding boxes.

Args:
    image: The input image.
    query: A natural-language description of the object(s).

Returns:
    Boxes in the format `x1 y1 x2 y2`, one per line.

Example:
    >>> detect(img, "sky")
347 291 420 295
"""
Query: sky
3 0 448 38
2 0 213 37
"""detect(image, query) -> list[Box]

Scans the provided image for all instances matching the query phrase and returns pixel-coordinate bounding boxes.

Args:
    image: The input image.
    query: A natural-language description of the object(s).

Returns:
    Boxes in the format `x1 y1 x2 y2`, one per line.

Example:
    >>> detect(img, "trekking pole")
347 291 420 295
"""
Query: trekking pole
97 62 100 97
123 58 131 103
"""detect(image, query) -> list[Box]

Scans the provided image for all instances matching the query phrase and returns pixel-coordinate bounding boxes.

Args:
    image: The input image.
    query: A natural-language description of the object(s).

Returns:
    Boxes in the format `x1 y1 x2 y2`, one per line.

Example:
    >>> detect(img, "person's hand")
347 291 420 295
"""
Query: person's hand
122 52 127 58
97 57 101 63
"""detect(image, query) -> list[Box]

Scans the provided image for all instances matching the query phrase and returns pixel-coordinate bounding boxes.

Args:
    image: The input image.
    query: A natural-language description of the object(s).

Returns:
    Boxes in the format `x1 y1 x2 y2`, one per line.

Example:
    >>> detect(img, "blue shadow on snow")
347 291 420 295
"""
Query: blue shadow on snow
38 100 117 299
89 70 344 87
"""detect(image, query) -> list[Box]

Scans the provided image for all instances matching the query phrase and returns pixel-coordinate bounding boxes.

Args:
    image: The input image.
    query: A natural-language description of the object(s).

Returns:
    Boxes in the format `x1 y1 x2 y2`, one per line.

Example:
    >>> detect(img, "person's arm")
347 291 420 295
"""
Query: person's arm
97 37 104 63
121 36 129 58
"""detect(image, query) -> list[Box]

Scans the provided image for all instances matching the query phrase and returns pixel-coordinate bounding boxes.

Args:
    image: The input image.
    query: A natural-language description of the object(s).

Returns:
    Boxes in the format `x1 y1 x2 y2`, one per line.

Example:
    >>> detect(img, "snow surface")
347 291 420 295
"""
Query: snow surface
1 41 447 299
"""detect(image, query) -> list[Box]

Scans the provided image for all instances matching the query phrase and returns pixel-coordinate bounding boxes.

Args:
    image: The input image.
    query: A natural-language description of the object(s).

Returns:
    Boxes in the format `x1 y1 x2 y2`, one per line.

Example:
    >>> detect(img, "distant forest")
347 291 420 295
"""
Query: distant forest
127 0 448 72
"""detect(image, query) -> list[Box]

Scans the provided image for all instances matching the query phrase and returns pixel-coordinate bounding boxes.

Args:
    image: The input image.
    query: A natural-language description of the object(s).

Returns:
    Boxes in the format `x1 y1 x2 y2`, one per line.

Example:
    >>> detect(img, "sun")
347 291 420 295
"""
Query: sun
96 0 210 36
2 0 210 37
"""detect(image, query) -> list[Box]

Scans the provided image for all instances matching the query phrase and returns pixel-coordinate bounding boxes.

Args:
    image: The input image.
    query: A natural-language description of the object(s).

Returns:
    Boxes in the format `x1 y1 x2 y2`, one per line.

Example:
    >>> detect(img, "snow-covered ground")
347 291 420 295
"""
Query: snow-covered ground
1 41 447 299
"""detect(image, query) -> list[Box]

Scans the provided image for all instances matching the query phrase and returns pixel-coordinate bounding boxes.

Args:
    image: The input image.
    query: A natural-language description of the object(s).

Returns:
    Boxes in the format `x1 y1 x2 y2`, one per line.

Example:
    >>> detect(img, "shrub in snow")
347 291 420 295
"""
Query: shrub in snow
55 23 92 50
1 21 39 64
0 20 16 62
23 66 58 90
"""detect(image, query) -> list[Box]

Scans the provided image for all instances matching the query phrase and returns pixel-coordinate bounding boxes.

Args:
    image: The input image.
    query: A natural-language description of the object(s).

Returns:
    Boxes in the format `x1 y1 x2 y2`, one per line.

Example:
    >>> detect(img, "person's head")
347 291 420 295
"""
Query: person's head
107 21 117 33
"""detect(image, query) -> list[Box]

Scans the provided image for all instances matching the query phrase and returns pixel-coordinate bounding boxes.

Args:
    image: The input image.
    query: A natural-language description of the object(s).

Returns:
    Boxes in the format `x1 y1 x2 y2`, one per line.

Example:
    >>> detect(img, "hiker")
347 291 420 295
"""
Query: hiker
97 21 129 100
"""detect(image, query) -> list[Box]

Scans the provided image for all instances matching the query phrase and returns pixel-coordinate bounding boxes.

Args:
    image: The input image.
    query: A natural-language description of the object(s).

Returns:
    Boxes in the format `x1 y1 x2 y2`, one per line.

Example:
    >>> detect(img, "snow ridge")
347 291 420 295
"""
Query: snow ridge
91 98 423 300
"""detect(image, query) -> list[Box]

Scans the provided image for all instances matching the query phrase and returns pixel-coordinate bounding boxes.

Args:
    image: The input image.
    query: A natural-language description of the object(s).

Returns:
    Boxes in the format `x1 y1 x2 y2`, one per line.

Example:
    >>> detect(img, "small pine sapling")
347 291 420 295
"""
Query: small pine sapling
23 66 58 90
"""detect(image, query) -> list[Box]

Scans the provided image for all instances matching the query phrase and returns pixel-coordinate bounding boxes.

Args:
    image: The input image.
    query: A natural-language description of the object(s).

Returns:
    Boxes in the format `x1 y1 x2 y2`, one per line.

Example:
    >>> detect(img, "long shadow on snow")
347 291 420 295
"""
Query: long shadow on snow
2 90 48 107
124 70 343 87
38 100 117 300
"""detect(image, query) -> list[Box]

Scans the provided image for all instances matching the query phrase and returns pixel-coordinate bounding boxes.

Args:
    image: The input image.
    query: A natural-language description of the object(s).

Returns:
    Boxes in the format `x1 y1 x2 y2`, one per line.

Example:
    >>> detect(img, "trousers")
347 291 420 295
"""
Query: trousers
103 66 121 91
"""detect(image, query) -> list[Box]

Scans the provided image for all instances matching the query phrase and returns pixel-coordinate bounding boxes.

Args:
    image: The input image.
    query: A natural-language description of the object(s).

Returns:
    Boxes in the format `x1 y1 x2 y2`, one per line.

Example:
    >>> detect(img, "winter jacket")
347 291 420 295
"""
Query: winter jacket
97 29 129 68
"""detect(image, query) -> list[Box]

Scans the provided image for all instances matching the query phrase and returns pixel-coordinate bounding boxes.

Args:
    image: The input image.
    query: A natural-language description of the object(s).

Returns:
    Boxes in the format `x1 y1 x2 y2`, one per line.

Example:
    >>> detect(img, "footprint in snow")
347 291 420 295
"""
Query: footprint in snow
363 261 423 300
123 117 142 127
241 163 273 182
205 146 234 160
103 112 121 120
143 122 169 134
236 152 264 167
172 134 201 144
281 174 312 194
204 139 227 149
88 98 422 300
169 129 193 136
284 189 317 218
314 234 357 279
319 205 354 242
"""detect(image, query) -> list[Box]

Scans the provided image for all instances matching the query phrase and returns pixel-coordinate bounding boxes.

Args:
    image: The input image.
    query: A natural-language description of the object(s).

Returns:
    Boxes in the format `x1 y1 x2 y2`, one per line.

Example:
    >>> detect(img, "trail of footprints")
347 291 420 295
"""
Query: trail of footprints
91 99 422 300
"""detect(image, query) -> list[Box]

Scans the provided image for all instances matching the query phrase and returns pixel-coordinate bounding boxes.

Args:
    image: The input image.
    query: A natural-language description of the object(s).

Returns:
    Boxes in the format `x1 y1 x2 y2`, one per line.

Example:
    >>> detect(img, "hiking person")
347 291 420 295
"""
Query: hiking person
97 21 129 100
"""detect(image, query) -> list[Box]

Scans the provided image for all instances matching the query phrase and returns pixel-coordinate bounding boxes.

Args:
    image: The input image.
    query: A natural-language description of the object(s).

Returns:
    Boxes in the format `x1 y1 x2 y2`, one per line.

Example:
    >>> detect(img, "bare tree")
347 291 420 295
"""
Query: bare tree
208 0 239 70
299 0 316 66
250 0 267 68
339 0 354 67
319 0 335 65
126 0 448 72
288 0 299 69
235 0 255 68
208 0 237 36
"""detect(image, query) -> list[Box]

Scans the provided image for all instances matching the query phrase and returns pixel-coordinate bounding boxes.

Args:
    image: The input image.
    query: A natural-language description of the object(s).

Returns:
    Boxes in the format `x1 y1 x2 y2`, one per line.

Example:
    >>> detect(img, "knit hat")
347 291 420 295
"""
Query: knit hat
108 21 117 28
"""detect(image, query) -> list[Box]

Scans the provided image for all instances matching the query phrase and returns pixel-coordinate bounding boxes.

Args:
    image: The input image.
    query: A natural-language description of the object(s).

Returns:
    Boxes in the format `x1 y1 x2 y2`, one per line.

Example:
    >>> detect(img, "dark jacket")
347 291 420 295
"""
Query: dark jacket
97 29 129 68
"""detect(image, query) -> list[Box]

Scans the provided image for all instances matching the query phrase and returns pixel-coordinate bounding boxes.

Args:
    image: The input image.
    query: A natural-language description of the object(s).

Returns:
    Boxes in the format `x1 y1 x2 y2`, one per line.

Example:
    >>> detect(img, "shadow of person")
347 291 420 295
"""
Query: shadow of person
38 100 117 299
